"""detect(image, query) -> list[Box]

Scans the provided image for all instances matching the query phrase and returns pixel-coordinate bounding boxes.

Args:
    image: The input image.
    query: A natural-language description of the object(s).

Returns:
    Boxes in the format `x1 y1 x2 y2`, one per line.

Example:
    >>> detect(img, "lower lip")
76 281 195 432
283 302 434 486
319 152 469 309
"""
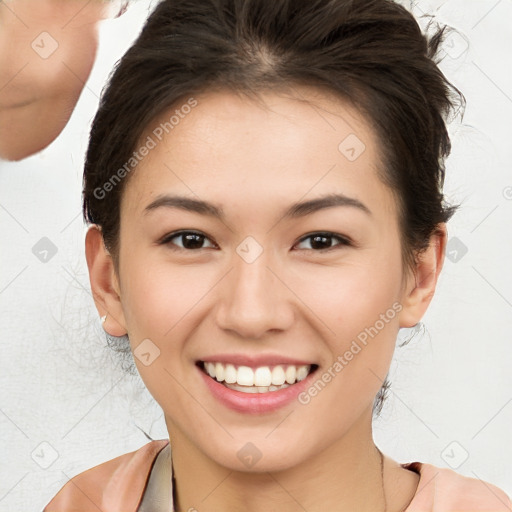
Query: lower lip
197 364 318 414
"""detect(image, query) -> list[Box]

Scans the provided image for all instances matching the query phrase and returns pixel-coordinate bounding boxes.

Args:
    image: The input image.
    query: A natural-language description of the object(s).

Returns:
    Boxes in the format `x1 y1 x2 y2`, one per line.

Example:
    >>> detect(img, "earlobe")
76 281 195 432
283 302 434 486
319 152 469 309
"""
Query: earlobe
398 224 447 328
85 225 127 337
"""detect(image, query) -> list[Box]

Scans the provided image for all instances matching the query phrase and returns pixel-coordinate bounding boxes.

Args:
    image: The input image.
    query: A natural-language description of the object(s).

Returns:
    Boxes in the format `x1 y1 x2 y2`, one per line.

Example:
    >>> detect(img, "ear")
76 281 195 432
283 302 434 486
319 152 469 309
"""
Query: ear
398 224 447 328
85 225 127 336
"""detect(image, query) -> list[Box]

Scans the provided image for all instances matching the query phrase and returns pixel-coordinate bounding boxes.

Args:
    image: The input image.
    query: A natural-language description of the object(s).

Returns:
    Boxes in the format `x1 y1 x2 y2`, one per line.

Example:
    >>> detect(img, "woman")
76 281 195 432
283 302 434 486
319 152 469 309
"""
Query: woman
44 0 512 510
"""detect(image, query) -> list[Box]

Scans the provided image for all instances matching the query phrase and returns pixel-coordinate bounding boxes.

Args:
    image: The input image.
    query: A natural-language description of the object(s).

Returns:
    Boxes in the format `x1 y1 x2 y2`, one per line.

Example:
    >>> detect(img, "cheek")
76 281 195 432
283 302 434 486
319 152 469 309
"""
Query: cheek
294 253 403 400
296 256 403 338
120 259 204 404
337 269 401 341
120 253 215 343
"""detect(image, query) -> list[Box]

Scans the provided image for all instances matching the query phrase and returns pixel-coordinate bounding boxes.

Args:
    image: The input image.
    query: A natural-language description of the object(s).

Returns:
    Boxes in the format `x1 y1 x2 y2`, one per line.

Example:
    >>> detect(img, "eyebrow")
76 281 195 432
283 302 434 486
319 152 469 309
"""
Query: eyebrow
143 193 371 220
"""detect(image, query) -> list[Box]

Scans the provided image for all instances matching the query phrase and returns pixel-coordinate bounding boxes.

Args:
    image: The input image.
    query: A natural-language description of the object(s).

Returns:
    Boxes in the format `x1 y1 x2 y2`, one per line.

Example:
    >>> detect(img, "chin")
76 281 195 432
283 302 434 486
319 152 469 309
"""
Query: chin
0 98 76 161
198 430 314 474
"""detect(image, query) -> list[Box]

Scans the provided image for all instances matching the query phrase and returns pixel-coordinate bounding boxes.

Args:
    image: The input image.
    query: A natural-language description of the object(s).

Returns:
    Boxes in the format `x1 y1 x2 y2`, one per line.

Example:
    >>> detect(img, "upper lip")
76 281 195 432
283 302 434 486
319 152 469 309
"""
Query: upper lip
198 354 316 368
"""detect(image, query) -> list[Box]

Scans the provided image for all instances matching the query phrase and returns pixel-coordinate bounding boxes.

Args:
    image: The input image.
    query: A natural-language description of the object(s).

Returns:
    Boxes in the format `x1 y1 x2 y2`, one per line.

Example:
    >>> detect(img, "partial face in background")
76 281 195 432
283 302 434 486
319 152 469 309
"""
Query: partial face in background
0 0 126 161
88 86 444 472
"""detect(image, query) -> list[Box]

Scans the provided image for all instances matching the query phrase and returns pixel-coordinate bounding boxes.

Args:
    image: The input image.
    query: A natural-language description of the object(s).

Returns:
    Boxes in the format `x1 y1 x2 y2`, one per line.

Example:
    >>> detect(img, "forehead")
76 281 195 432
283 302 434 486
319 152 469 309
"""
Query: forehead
122 86 397 221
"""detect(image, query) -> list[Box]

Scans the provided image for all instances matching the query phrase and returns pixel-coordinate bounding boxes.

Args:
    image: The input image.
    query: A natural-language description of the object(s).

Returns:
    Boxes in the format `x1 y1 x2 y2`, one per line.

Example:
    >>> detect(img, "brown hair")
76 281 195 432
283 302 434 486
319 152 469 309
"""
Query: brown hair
82 0 465 414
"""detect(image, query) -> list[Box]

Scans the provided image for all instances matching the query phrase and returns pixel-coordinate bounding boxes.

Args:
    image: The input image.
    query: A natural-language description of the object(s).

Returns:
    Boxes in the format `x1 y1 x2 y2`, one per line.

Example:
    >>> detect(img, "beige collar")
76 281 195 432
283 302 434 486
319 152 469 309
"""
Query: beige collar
138 443 174 511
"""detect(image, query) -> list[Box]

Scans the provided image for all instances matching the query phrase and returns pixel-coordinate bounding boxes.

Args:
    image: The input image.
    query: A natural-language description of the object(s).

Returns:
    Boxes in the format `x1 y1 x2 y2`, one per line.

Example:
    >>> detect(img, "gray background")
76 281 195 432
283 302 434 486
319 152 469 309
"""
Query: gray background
0 0 511 509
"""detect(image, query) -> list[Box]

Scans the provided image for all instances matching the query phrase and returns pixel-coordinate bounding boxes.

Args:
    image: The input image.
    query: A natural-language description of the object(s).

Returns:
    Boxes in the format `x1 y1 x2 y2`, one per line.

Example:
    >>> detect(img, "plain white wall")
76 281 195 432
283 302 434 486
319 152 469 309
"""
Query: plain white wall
0 1 511 510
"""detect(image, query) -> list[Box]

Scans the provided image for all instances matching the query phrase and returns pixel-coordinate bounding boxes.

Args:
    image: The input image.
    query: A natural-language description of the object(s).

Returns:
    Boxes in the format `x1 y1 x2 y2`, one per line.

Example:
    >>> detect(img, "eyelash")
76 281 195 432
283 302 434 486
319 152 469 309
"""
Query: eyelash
159 230 352 253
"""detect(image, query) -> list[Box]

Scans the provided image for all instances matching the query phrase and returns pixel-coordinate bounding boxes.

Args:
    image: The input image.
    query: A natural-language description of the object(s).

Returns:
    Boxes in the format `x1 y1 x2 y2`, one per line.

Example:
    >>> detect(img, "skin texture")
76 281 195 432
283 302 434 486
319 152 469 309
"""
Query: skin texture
86 87 446 512
0 0 121 161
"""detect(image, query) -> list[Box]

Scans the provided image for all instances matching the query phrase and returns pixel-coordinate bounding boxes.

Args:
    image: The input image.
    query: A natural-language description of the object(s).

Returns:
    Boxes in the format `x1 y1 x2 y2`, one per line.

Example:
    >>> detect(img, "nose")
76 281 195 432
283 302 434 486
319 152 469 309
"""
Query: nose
215 249 295 340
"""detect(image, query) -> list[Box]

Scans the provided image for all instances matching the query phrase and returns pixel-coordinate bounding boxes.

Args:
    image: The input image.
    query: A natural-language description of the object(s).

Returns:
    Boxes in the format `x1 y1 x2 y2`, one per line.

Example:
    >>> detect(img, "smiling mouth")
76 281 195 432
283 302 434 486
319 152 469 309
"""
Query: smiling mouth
197 361 319 394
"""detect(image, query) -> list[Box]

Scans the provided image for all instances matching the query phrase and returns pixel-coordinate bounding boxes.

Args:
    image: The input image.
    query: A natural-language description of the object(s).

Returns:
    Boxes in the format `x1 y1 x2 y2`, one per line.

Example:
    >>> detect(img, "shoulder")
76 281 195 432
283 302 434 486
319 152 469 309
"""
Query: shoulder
403 461 512 511
43 439 169 512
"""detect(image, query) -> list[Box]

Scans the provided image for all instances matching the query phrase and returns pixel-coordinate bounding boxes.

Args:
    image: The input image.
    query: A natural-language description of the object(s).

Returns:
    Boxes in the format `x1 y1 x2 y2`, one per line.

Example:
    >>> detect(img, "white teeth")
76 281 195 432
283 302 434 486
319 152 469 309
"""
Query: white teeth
254 367 272 387
225 364 237 384
202 361 313 388
237 366 254 386
296 366 309 381
285 365 296 384
215 362 225 382
271 365 286 385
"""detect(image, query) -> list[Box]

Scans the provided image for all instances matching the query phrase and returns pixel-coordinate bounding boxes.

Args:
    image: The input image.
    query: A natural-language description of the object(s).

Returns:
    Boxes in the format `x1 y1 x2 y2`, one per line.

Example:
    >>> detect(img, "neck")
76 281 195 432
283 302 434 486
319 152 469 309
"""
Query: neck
166 407 391 512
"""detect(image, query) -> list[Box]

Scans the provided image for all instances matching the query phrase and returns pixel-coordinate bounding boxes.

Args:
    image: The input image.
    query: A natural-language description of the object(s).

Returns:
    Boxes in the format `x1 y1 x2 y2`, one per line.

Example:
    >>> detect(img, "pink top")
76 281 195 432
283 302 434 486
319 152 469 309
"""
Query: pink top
43 440 512 511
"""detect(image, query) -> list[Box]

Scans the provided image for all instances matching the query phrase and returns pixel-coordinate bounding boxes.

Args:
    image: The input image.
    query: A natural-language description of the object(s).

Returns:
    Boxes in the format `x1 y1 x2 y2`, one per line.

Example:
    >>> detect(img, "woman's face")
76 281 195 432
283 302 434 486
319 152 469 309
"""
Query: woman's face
94 87 440 472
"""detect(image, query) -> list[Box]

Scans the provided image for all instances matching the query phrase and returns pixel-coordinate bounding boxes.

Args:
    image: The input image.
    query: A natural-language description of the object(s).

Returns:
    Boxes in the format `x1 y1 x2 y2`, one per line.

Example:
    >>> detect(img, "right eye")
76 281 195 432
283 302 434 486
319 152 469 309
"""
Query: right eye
159 230 218 251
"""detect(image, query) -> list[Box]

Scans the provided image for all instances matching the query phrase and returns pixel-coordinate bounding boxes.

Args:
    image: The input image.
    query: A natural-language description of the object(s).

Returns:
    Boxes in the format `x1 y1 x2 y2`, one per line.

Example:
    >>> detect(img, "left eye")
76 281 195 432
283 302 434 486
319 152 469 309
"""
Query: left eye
294 232 351 251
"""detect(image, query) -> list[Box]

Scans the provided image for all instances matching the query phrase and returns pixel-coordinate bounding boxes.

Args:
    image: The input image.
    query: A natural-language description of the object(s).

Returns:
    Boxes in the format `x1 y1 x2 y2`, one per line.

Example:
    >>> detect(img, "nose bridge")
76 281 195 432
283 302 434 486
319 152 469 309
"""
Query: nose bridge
216 241 293 337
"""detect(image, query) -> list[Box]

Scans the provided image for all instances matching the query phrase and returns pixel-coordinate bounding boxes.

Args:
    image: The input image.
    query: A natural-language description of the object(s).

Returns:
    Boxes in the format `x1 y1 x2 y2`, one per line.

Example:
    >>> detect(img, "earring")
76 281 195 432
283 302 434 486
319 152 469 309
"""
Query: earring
397 322 424 348
100 313 130 348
